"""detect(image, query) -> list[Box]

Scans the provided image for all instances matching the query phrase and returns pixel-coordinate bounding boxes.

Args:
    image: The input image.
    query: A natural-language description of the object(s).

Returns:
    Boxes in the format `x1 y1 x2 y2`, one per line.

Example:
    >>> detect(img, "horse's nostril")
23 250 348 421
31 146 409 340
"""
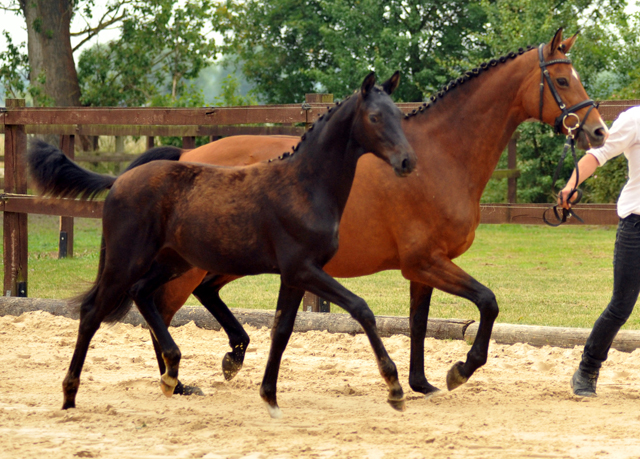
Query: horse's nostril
594 127 606 139
402 158 410 171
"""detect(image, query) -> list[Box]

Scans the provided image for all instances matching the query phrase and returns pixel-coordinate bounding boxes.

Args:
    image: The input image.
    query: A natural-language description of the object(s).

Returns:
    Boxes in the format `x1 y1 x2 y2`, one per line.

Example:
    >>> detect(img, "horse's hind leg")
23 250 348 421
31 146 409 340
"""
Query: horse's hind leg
130 262 189 397
259 283 305 419
408 282 441 396
62 301 108 409
193 274 250 381
287 266 405 411
63 273 133 409
403 256 498 391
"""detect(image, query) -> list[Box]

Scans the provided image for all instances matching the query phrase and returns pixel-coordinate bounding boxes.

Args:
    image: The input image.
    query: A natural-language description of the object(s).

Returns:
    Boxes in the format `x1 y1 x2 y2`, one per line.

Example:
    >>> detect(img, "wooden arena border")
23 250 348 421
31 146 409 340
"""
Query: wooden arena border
2 297 640 352
1 98 639 308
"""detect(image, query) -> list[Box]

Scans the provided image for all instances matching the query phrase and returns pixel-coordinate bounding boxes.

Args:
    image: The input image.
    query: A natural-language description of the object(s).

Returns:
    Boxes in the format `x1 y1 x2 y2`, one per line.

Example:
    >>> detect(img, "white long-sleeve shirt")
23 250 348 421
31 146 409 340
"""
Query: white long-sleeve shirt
588 106 640 218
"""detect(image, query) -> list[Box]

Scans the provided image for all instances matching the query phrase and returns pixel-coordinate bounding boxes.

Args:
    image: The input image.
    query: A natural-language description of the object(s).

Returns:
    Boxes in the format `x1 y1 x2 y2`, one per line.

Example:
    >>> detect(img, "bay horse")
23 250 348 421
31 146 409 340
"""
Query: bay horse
48 73 416 416
28 29 608 399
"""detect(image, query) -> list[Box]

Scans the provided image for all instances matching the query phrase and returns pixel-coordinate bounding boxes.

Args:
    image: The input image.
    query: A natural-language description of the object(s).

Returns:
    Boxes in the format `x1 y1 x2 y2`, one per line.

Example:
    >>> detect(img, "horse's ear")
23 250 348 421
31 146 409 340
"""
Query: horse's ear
546 27 564 58
560 30 579 54
381 71 401 95
361 71 376 97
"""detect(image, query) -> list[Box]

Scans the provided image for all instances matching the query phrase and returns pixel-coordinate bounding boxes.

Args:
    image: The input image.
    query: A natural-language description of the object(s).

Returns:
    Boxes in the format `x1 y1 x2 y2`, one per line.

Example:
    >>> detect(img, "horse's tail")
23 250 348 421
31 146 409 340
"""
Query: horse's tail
27 139 183 200
69 236 134 323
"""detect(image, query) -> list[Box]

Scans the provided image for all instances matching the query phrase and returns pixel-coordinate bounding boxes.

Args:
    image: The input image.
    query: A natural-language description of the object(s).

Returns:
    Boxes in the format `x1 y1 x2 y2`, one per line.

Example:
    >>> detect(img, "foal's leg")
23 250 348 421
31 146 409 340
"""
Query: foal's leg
130 263 188 397
408 282 441 396
290 267 405 411
62 270 135 409
193 274 250 381
259 283 305 419
403 255 498 391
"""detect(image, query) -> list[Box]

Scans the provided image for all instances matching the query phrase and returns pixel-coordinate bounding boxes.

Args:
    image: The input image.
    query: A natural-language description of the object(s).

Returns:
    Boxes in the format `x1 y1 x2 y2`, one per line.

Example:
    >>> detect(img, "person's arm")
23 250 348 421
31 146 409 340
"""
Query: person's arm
557 153 599 208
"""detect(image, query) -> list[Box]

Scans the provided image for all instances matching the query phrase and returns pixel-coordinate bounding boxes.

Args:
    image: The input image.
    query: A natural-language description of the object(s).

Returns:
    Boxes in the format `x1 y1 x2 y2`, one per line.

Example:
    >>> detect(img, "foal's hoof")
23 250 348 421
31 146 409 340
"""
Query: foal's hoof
264 401 283 419
174 382 204 396
222 353 243 381
446 361 468 391
387 397 406 412
160 375 178 397
424 386 443 400
62 400 76 410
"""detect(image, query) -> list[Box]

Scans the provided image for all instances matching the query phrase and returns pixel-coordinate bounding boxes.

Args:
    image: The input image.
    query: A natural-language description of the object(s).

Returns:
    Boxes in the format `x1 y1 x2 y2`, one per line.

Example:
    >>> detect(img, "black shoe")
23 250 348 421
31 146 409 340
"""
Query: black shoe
570 368 598 397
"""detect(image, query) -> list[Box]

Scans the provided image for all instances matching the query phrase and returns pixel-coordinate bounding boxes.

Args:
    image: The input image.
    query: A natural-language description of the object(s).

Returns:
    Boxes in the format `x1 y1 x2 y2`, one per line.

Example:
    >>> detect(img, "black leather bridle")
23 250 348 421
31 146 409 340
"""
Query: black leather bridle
538 44 597 135
538 44 598 227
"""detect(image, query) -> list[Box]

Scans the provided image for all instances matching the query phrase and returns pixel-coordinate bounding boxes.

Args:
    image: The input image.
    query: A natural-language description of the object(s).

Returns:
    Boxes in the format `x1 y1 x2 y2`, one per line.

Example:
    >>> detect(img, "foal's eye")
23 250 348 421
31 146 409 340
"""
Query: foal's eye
557 77 569 87
369 114 380 123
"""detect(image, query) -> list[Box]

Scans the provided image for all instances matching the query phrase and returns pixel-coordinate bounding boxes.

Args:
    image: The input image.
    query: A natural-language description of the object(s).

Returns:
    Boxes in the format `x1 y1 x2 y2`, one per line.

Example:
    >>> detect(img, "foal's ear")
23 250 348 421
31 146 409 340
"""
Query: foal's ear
361 71 377 97
381 71 401 95
546 27 564 58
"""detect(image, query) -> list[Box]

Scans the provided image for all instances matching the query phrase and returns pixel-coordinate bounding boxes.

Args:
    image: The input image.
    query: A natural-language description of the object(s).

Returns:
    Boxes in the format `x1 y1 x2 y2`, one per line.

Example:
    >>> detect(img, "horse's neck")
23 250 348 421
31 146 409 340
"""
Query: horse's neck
409 54 534 194
289 102 361 210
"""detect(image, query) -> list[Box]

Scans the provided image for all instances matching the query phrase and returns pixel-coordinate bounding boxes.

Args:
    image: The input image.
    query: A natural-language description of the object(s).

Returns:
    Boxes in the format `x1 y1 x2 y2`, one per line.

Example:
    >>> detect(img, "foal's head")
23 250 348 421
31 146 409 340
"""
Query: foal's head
353 72 417 176
521 28 608 149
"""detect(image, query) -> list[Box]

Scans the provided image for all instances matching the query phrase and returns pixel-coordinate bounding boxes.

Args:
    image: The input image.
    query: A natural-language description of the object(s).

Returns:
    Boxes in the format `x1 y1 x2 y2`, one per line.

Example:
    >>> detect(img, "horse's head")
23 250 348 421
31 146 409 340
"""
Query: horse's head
354 72 417 177
522 28 608 149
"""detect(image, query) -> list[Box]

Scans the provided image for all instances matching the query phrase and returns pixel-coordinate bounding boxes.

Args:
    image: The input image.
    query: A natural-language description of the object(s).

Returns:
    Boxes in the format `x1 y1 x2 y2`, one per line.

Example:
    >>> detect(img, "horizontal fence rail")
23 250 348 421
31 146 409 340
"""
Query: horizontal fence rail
0 98 636 303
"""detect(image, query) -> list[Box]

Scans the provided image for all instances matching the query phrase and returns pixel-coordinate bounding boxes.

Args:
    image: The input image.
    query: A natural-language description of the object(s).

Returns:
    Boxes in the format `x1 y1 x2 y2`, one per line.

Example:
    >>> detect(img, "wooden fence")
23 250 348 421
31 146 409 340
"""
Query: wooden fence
0 98 638 305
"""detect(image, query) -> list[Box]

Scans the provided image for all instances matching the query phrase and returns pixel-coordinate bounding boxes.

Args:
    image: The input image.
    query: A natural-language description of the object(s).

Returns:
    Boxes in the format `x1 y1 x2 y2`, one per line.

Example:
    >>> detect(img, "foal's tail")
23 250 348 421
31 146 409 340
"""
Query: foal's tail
69 236 134 323
27 139 183 200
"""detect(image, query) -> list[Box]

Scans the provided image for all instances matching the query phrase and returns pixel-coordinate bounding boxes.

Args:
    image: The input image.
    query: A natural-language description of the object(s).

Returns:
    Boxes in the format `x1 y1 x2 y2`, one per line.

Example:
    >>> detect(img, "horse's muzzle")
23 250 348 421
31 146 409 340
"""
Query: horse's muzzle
393 149 417 177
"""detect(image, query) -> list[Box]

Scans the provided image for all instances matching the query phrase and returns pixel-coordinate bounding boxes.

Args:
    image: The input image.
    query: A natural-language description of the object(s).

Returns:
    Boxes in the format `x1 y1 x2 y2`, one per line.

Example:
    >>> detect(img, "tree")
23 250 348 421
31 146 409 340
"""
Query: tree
0 0 216 108
217 0 490 103
77 0 216 107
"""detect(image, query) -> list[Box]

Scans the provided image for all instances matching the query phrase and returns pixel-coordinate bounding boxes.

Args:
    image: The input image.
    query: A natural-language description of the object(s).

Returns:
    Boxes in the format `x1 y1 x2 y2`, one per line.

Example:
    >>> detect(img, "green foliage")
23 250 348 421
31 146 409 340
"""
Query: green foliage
77 0 217 107
217 0 490 103
212 74 258 107
0 31 29 100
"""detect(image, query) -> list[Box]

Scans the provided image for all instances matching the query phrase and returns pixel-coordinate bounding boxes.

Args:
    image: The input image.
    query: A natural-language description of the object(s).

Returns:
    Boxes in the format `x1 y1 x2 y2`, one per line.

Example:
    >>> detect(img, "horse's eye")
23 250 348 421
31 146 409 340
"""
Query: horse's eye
557 77 569 87
369 114 380 123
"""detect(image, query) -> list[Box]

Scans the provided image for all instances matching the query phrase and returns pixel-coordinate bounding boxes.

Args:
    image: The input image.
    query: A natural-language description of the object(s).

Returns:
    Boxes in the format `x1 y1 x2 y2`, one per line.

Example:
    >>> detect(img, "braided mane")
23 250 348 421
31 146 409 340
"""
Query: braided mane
404 45 537 119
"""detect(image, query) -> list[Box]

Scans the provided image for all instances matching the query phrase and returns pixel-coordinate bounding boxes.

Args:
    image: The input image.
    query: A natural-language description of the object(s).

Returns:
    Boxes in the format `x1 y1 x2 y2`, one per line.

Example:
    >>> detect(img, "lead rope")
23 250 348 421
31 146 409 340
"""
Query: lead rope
543 104 596 226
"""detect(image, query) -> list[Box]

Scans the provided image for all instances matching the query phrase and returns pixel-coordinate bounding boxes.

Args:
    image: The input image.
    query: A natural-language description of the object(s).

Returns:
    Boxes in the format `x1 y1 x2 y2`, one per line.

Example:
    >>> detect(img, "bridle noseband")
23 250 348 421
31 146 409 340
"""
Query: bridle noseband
538 44 598 227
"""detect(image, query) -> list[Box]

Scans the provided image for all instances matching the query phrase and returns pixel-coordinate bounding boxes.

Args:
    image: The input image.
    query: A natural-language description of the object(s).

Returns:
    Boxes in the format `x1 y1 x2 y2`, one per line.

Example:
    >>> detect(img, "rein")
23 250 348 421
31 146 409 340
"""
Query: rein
537 44 597 227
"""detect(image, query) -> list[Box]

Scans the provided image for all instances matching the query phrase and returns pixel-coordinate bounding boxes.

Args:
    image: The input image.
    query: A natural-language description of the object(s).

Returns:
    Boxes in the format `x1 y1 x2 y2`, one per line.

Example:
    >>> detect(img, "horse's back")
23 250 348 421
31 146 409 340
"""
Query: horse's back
181 135 300 166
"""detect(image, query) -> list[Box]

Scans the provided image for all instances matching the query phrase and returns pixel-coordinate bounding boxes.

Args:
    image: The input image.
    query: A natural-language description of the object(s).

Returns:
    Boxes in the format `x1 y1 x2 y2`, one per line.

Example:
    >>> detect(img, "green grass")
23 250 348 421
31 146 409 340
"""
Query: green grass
4 215 629 329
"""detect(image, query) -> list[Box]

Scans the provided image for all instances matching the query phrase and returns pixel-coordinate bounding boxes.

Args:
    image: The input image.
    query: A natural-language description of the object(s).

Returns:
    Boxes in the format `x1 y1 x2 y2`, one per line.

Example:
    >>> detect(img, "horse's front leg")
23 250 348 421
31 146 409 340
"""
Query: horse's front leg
408 281 441 396
292 266 405 411
259 282 305 419
403 256 498 391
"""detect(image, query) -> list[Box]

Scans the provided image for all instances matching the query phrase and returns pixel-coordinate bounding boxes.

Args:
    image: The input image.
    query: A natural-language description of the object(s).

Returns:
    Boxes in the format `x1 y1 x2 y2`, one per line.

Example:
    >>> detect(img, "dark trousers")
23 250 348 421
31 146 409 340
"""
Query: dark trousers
580 213 640 373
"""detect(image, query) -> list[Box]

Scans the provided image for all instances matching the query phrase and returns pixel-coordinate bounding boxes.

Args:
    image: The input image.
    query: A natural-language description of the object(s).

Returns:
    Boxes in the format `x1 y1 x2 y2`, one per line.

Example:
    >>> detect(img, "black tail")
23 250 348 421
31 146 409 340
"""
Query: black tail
27 139 183 200
69 236 134 323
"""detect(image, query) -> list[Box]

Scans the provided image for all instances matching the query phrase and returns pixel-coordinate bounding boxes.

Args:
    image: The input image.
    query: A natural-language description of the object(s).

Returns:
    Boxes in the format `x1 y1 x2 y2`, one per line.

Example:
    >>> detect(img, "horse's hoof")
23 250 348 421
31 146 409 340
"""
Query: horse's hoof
446 361 468 391
264 401 283 419
424 387 443 399
222 353 243 381
160 375 178 397
387 397 406 412
62 400 75 410
179 385 204 396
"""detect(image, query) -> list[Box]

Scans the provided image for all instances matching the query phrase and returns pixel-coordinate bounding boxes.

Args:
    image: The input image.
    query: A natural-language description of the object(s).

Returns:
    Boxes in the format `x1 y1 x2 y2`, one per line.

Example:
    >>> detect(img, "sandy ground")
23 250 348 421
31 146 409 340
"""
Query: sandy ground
2 311 640 458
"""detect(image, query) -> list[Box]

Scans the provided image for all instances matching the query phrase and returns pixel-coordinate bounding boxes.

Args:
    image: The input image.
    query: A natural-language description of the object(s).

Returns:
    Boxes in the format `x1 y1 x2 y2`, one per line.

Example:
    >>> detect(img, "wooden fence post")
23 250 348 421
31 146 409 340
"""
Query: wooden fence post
303 93 333 313
59 134 75 258
182 136 196 149
3 99 28 296
147 136 155 150
507 133 518 204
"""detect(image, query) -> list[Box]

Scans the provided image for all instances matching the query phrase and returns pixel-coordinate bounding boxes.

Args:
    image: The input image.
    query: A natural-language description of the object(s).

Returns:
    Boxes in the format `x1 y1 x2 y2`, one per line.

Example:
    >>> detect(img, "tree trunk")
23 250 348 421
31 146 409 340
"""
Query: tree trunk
19 0 81 107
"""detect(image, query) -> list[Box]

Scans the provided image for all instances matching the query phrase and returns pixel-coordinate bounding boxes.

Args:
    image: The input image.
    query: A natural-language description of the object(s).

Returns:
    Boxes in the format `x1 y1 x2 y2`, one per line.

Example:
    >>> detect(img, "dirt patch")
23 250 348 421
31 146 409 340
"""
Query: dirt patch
2 310 640 458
